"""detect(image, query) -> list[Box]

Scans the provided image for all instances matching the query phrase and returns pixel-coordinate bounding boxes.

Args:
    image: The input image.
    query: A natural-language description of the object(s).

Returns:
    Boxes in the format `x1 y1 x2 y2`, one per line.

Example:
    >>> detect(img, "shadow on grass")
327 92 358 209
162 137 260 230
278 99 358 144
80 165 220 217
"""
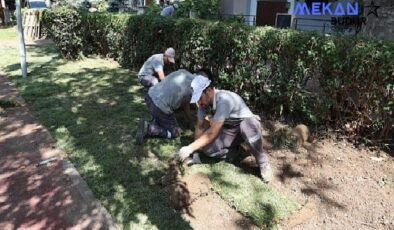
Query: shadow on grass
0 24 16 29
1 50 194 229
260 203 278 229
3 46 63 78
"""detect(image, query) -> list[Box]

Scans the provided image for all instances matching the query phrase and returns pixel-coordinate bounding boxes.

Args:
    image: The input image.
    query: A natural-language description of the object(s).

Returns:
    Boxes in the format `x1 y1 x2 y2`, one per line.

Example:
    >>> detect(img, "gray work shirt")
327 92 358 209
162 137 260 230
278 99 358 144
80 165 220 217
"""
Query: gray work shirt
148 69 195 114
198 89 256 126
138 54 164 79
160 5 175 16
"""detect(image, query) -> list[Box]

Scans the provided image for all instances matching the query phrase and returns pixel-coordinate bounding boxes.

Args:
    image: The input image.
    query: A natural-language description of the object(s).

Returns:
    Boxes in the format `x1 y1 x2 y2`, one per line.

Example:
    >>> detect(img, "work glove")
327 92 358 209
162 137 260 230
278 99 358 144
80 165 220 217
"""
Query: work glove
175 146 193 162
185 153 202 166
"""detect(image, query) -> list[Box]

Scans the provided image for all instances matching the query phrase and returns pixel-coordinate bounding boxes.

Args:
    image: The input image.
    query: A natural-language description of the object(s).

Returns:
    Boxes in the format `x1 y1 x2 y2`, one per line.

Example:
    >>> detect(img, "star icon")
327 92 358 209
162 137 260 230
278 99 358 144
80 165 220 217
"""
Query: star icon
365 0 380 18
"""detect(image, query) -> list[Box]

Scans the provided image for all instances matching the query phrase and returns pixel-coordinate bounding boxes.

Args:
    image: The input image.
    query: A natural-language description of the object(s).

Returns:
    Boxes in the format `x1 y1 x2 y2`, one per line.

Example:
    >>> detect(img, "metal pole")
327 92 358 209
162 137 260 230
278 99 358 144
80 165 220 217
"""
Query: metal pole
15 0 27 78
0 0 5 25
294 18 298 30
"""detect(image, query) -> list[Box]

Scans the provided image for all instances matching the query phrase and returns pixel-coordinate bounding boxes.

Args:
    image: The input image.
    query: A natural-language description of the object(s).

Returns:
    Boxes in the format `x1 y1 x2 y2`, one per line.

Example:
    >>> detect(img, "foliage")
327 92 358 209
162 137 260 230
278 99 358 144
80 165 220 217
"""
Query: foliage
79 12 129 59
144 2 161 16
173 0 219 19
172 1 190 18
96 0 107 12
5 0 15 10
55 0 89 9
42 11 394 144
41 7 83 59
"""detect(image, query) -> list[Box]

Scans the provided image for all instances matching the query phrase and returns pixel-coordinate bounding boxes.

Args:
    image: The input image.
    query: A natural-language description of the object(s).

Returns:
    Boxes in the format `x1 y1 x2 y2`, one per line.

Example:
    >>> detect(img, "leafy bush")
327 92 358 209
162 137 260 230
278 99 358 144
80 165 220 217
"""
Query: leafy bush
43 11 394 144
173 0 219 19
144 3 161 16
79 12 129 59
41 7 83 59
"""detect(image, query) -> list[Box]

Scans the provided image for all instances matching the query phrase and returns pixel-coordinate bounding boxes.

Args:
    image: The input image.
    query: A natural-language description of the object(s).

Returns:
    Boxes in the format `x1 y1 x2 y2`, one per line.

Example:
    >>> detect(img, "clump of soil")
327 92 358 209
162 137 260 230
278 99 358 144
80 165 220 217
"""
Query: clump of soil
164 181 192 215
158 158 183 187
159 159 193 215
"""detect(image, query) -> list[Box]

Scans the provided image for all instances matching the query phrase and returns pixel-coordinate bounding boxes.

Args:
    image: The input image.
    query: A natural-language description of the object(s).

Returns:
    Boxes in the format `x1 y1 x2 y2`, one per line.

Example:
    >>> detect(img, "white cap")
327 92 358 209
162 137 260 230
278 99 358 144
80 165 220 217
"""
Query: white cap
190 75 211 103
164 47 175 63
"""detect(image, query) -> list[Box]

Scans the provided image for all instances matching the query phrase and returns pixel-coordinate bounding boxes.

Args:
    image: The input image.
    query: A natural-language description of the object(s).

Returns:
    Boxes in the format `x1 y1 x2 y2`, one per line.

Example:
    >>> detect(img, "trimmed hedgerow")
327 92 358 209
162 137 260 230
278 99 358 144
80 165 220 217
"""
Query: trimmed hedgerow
42 9 394 143
41 7 83 59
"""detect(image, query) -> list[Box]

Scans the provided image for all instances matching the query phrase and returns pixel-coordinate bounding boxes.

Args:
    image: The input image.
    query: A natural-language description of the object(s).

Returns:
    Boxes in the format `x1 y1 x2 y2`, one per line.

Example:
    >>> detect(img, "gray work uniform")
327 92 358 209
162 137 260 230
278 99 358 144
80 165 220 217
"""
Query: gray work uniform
145 69 195 138
138 54 164 89
198 89 268 167
160 5 175 16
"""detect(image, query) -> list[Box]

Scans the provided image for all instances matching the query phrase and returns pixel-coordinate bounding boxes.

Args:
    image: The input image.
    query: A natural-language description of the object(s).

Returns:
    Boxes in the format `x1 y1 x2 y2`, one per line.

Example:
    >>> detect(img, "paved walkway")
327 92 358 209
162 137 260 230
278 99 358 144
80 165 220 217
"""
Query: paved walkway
0 75 120 230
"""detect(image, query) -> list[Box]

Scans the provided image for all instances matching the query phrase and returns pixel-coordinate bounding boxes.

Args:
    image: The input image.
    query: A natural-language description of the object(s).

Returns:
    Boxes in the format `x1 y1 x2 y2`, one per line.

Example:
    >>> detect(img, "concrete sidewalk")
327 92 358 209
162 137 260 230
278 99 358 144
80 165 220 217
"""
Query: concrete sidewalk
0 75 120 230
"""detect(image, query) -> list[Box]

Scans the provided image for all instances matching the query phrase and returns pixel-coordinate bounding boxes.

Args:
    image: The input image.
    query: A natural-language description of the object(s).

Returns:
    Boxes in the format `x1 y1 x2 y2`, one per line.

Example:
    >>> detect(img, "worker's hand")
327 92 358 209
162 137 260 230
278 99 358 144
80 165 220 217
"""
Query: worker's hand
185 153 202 166
175 146 193 162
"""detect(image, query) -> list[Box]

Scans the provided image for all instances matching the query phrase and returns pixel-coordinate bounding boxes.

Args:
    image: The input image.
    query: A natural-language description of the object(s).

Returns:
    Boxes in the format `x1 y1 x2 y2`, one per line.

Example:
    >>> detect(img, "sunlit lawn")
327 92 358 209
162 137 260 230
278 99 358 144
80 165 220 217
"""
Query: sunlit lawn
0 25 17 41
0 28 300 229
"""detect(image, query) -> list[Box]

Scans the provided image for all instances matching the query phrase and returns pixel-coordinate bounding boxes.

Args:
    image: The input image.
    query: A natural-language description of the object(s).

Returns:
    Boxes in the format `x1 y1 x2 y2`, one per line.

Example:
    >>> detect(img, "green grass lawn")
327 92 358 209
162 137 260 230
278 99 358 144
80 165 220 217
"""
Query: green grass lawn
0 26 17 41
0 30 300 229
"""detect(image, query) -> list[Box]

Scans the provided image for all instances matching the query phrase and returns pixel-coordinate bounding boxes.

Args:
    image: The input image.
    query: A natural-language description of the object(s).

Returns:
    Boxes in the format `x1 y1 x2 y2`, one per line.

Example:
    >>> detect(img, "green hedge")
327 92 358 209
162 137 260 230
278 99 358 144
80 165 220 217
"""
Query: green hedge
41 7 83 59
42 8 394 143
80 12 130 60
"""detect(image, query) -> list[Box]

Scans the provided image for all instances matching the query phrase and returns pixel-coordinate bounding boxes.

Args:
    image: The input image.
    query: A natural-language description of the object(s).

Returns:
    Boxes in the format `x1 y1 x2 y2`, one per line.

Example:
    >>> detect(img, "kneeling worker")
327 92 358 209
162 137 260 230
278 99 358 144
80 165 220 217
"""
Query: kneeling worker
175 75 272 182
135 69 197 144
137 47 176 90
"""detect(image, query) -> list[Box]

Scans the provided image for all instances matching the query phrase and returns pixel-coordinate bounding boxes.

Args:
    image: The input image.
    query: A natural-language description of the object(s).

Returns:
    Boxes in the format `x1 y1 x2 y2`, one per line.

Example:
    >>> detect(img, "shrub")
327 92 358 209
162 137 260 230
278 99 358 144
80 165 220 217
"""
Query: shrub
41 7 83 59
79 12 129 59
173 0 219 19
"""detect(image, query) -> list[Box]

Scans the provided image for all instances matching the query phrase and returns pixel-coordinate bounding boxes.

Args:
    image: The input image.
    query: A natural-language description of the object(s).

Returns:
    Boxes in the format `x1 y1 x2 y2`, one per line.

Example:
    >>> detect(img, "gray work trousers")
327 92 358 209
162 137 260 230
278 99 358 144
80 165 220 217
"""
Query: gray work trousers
144 94 178 138
202 117 268 168
139 75 159 90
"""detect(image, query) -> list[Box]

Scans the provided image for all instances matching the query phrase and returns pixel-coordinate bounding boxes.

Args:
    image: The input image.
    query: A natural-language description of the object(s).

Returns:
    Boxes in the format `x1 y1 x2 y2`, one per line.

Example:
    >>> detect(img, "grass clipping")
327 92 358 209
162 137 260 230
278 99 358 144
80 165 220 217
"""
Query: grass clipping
188 162 300 228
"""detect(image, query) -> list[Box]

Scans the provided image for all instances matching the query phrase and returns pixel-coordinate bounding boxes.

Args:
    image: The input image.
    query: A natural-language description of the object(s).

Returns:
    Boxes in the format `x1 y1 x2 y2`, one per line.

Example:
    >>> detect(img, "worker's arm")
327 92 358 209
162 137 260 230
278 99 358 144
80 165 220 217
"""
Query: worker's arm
157 71 165 81
182 102 194 123
194 117 206 139
189 120 224 151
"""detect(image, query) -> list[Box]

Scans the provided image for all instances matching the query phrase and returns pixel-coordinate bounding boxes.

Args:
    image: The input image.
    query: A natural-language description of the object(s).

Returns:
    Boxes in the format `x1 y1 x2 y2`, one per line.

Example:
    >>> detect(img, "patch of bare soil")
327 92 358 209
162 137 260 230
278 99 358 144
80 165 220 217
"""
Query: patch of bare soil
269 139 394 229
161 120 394 229
159 160 259 230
